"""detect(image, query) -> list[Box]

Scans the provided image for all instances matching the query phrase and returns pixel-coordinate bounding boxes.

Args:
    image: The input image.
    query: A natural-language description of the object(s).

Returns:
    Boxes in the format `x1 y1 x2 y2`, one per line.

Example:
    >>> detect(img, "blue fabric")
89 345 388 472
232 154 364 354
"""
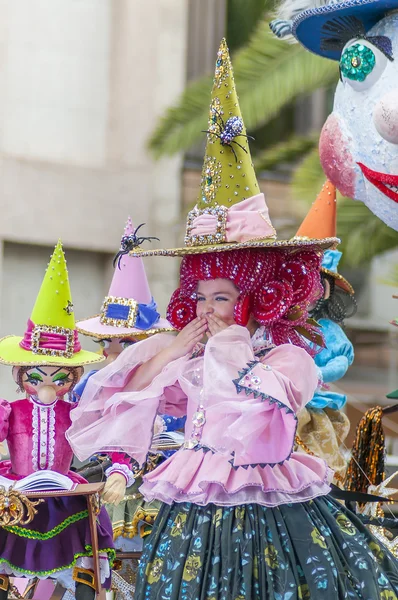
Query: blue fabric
322 249 342 273
307 319 354 410
292 0 398 60
106 304 131 320
160 415 186 431
72 369 98 403
105 297 160 330
135 299 160 330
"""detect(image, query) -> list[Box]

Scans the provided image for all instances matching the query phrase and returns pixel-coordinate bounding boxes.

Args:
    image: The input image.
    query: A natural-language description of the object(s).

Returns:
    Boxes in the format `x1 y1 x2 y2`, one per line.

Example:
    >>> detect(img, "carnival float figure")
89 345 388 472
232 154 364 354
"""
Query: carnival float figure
271 0 398 231
295 180 356 484
74 217 180 552
67 40 398 599
0 242 114 600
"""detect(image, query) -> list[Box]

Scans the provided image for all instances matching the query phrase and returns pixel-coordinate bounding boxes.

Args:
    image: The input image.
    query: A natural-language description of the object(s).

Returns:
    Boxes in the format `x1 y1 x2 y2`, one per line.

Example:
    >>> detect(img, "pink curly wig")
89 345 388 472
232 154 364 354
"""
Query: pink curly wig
166 248 325 355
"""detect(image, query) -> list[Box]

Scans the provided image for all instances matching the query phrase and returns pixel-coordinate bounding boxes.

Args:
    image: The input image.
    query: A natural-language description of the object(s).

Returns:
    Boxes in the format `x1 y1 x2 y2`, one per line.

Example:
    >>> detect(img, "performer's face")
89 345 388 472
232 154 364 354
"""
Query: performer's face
14 365 83 404
195 278 239 325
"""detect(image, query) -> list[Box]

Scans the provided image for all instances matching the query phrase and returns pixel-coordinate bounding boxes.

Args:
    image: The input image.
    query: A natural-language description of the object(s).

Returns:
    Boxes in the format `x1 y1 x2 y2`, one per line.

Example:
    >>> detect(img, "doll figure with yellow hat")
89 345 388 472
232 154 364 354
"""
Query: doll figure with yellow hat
295 181 356 484
67 40 398 599
0 242 114 600
74 218 181 554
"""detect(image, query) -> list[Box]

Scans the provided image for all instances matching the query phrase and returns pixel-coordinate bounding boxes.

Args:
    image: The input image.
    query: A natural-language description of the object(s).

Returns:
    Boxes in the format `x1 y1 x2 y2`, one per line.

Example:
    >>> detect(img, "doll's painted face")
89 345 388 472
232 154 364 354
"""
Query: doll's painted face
319 16 398 230
14 366 83 404
196 279 240 325
94 337 138 362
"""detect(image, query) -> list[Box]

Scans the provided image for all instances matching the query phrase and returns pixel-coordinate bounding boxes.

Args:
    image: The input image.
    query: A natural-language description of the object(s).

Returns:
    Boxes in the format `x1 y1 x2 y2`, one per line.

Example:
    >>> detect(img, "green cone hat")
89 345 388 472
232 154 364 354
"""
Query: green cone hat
130 39 339 258
0 241 102 366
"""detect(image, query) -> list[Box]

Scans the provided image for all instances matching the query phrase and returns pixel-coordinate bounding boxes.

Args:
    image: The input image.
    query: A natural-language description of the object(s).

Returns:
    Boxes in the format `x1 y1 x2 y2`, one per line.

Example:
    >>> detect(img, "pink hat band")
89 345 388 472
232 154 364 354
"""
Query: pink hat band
185 194 276 247
20 319 81 359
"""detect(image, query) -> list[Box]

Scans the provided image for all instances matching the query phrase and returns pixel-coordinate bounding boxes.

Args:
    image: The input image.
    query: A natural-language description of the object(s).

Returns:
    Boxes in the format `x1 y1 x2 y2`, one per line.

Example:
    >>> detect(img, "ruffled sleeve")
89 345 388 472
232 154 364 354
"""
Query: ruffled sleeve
105 452 135 486
67 333 188 466
0 400 11 441
203 326 318 467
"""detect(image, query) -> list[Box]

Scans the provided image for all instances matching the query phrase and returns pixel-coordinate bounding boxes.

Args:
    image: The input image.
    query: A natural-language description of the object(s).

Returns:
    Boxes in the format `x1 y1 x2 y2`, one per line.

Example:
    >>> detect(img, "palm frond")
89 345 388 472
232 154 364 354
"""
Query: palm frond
254 133 318 171
291 145 325 204
338 199 398 267
148 21 338 158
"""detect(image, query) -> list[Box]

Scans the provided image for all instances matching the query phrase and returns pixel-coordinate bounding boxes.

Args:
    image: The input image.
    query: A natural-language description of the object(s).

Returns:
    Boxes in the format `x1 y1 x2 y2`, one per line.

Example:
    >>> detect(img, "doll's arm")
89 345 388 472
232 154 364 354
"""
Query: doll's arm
103 452 136 505
321 355 351 384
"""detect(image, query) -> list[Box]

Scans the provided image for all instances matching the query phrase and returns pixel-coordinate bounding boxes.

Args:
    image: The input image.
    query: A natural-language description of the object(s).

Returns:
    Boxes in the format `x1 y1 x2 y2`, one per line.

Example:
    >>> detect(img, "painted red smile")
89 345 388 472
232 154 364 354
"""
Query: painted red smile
358 163 398 204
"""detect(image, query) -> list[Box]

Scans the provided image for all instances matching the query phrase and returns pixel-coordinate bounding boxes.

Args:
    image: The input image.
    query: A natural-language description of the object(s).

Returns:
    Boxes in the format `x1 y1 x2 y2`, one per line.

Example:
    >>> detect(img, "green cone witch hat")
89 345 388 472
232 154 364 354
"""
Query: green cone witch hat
130 39 338 258
0 241 102 366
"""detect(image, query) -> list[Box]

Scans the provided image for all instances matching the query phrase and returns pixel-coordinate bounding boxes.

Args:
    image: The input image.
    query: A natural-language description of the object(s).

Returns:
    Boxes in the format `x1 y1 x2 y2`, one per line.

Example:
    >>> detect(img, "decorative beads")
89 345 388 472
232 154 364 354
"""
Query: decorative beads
192 409 206 427
199 156 222 205
183 439 199 450
214 41 230 89
31 325 75 358
208 97 223 143
64 300 74 315
219 116 244 145
185 204 227 247
100 296 138 328
340 43 375 82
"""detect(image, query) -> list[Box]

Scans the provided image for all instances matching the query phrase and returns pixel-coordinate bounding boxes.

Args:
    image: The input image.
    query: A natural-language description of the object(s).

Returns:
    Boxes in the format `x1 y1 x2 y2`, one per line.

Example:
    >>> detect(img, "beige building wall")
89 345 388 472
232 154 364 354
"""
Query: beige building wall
0 0 188 398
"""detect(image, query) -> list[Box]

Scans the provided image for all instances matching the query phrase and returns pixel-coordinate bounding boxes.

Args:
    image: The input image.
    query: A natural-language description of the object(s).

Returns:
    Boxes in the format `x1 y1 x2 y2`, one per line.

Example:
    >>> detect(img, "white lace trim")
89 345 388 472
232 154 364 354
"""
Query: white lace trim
32 403 39 471
47 404 55 469
105 463 135 487
31 399 56 471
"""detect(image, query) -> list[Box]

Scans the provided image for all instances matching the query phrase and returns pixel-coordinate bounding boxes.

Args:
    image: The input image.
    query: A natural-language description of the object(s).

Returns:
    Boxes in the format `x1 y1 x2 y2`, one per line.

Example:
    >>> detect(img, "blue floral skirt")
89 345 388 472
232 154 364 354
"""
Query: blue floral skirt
135 496 398 599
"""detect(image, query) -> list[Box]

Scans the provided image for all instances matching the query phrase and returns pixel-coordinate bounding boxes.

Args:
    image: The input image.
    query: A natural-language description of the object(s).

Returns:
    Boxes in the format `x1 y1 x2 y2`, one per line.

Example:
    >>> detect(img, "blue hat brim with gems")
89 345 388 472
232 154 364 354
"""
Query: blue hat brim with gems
292 0 398 60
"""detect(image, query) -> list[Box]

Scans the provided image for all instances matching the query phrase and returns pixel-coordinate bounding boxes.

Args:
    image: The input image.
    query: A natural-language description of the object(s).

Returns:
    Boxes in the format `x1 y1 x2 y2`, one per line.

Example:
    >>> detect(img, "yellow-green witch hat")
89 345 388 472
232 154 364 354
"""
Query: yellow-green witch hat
131 39 338 258
0 241 103 366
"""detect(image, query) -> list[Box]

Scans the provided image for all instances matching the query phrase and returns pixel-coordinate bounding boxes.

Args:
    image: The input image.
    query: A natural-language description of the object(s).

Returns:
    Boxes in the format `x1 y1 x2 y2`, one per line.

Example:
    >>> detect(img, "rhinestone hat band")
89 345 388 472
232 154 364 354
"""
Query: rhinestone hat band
19 319 80 359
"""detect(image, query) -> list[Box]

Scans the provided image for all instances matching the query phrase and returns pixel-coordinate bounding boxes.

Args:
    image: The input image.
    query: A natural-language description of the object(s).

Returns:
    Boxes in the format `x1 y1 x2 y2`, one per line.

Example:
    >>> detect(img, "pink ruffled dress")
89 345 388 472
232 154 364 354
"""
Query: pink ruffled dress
68 326 332 507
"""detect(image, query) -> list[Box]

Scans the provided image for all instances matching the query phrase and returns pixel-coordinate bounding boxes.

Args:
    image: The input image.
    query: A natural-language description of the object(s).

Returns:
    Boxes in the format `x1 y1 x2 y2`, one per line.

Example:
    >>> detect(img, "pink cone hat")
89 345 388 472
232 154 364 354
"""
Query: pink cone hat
77 218 174 339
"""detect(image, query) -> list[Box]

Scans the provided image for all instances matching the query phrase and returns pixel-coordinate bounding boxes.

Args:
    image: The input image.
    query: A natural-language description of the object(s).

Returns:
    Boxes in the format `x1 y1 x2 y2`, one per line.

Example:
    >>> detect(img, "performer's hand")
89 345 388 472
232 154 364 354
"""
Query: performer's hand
206 314 231 337
102 473 127 506
167 317 208 360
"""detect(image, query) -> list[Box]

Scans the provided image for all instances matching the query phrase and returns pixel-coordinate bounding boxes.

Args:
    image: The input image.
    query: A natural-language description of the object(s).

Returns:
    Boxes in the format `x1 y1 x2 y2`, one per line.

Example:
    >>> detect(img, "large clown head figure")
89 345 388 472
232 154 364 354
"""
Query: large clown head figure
271 0 398 231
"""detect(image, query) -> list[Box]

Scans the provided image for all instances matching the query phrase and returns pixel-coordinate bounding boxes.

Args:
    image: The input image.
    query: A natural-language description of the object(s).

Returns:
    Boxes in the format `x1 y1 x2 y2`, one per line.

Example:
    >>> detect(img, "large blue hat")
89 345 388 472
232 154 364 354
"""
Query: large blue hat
290 0 398 60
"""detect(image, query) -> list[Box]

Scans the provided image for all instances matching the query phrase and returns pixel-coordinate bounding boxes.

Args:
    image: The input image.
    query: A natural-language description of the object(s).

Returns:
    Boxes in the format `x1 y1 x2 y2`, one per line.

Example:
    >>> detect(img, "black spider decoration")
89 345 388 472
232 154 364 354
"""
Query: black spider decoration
113 223 159 269
202 110 254 162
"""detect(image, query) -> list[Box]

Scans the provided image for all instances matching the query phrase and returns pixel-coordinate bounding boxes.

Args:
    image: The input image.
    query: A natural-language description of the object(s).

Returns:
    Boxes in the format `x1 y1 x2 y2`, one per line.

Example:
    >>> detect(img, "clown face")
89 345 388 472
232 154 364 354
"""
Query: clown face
320 14 398 230
14 365 83 404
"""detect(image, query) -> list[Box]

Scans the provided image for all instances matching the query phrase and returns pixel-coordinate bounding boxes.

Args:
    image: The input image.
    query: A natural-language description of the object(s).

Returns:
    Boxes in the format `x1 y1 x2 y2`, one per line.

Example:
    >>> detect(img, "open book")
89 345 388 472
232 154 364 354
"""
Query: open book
0 470 76 492
151 430 185 451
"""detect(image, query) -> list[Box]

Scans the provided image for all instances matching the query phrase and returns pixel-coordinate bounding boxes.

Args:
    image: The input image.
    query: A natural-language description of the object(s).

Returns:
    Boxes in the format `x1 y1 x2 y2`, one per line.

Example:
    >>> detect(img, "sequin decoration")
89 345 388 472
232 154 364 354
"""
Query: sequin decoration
31 325 75 358
220 116 244 145
199 156 222 205
208 97 223 143
214 40 230 89
340 43 375 82
100 296 138 328
185 205 227 247
166 289 196 330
